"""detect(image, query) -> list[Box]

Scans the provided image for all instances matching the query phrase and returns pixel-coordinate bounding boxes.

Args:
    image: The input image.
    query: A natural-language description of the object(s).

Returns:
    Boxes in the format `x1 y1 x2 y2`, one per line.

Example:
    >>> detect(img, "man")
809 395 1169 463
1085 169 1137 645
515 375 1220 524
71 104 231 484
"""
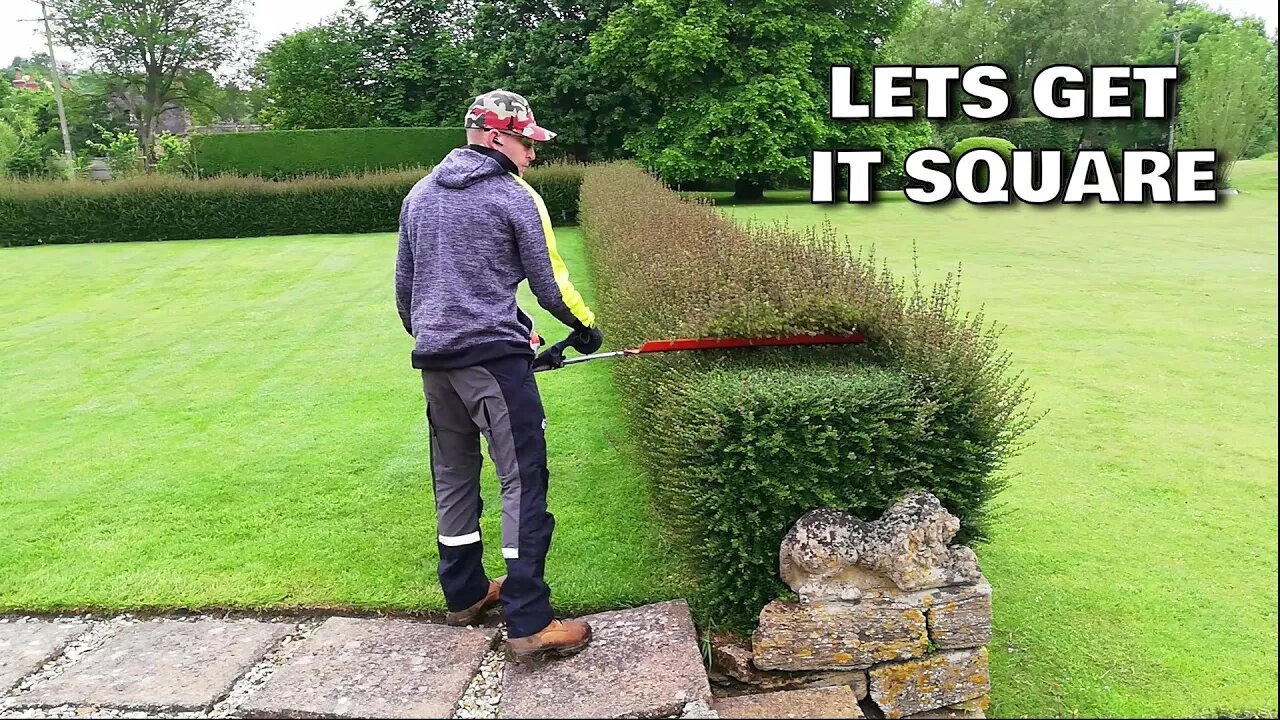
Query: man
394 89 602 662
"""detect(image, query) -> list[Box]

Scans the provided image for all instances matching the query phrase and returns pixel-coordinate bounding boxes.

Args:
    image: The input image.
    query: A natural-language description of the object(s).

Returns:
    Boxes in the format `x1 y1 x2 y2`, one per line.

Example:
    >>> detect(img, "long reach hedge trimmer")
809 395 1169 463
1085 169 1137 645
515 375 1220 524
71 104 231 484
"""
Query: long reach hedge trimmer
532 331 867 372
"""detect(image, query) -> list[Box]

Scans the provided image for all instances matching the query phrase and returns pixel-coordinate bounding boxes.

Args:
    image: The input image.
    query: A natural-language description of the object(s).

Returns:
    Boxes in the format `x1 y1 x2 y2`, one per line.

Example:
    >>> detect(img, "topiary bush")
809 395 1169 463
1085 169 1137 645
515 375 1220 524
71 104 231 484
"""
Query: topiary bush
189 127 465 179
579 162 1038 631
0 163 583 246
951 137 1017 189
939 117 1076 156
951 136 1016 160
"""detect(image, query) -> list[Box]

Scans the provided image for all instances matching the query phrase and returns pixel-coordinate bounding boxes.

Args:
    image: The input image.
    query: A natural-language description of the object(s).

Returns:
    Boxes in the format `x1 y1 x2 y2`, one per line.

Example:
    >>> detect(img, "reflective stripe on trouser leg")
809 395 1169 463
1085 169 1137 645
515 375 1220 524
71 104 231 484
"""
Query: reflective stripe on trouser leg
451 355 555 639
422 370 490 613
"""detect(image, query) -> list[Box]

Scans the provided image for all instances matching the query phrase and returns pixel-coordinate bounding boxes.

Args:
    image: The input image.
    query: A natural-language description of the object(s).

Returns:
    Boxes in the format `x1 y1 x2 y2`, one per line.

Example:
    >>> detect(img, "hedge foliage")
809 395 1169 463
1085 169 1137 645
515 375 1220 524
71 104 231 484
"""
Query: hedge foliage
0 163 584 246
938 117 1078 155
952 137 1017 188
579 163 1037 631
190 127 464 179
952 136 1017 160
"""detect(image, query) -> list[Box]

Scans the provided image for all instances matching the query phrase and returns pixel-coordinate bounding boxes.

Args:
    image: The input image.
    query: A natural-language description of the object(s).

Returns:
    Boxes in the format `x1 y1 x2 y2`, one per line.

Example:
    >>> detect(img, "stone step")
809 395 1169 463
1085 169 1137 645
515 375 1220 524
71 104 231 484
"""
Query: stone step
0 621 89 694
499 599 712 718
1 602 769 718
14 619 292 712
713 685 863 718
240 617 498 718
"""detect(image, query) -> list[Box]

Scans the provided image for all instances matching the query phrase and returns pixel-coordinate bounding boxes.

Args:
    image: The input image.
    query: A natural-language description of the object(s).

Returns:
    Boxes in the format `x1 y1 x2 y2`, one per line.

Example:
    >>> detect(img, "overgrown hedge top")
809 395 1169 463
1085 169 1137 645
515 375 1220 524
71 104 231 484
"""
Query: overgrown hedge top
190 127 465 179
581 163 1029 389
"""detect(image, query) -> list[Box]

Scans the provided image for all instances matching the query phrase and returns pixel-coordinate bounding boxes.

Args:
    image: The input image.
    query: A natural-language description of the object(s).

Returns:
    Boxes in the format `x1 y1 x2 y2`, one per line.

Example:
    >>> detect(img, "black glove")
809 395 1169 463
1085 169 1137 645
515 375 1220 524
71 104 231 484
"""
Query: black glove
533 344 566 371
569 325 603 355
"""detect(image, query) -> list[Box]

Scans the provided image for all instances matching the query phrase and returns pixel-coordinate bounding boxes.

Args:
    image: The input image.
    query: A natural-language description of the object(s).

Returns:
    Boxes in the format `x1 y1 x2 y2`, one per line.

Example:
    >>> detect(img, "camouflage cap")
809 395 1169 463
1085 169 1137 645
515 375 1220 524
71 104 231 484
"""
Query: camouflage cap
464 89 557 141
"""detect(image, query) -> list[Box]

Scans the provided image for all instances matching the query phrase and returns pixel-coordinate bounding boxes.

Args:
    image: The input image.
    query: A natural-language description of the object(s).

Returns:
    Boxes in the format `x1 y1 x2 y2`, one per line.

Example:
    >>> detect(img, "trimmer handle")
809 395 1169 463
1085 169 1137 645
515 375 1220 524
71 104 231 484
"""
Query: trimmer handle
532 333 577 372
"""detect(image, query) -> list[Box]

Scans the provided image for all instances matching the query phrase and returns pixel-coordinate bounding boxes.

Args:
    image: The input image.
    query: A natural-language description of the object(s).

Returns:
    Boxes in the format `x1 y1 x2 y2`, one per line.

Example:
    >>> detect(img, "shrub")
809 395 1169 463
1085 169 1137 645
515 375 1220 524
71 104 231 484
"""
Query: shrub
85 125 143 178
189 127 464 179
952 137 1016 189
939 117 1077 155
580 163 1037 631
951 136 1016 160
0 123 18 174
154 133 196 177
4 140 49 179
0 162 583 246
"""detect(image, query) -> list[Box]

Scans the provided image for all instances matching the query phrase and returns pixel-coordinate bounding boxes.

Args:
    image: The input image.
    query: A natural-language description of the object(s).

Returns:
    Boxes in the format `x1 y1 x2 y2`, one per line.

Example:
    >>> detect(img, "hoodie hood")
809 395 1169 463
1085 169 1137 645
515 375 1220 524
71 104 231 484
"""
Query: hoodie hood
433 146 518 190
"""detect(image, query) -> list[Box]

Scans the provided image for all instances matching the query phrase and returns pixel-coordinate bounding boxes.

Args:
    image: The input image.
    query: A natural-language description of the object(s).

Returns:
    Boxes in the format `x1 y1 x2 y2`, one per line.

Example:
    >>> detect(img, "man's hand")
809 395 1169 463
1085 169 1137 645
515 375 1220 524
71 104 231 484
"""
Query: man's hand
533 344 566 371
570 325 603 355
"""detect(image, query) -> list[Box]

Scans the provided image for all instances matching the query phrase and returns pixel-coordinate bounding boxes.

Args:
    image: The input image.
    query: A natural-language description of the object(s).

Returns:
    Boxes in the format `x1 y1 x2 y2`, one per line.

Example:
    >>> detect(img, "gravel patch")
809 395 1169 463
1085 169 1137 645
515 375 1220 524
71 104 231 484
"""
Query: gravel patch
206 617 322 717
453 624 505 719
679 699 720 718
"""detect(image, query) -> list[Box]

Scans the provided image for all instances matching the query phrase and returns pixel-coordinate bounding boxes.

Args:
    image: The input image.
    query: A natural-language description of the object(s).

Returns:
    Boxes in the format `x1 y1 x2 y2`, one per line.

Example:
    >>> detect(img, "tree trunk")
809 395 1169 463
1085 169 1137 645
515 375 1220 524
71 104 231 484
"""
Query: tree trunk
733 175 765 201
141 83 163 172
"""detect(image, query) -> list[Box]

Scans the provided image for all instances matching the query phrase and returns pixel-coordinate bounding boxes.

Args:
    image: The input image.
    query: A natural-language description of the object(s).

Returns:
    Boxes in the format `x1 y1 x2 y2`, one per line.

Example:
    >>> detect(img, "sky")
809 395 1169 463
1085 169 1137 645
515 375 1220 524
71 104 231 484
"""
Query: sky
1 0 369 71
1 0 1276 74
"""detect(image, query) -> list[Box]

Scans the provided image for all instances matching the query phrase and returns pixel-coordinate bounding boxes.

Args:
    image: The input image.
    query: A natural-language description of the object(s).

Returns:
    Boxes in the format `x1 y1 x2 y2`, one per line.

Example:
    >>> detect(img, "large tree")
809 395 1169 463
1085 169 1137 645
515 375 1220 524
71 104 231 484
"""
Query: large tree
888 0 1164 113
254 18 378 129
468 0 634 162
1176 23 1277 184
1136 2 1277 156
589 0 931 199
363 0 478 127
50 0 253 165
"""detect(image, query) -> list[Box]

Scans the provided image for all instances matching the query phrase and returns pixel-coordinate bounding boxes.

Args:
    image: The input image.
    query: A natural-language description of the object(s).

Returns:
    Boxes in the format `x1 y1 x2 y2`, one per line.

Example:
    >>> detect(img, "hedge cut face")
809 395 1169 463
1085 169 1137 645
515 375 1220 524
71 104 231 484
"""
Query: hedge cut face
533 332 867 372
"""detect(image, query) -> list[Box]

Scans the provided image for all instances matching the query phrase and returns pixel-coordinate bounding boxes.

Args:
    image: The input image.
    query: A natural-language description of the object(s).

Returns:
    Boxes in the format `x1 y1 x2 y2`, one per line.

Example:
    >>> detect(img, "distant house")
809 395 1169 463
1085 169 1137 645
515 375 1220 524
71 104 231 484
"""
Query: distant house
107 89 192 136
10 72 41 91
189 122 264 135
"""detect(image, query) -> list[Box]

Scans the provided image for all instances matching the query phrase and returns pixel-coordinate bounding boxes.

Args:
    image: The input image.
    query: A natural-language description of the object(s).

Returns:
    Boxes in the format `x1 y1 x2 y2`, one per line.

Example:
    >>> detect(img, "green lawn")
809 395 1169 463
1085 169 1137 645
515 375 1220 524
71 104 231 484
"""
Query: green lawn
3 162 1275 718
0 229 684 614
717 158 1279 718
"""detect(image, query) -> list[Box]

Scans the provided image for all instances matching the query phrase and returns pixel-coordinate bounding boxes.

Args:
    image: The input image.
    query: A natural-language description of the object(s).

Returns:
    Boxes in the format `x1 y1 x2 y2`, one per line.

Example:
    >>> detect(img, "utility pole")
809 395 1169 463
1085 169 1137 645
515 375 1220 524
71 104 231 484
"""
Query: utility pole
1167 27 1187 154
38 0 77 179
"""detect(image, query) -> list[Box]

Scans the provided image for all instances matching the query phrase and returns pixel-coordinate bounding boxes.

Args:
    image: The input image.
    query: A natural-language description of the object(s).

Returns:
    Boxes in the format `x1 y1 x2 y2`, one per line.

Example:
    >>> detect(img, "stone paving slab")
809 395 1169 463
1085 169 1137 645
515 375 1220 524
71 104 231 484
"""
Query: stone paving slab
713 685 864 718
240 616 498 719
499 600 712 719
16 620 292 711
0 622 88 693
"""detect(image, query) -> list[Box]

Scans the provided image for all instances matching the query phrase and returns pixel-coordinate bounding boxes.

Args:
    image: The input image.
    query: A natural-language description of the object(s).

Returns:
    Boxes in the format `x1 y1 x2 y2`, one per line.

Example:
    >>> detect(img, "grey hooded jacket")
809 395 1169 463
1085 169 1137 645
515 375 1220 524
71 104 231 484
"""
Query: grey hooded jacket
395 145 596 370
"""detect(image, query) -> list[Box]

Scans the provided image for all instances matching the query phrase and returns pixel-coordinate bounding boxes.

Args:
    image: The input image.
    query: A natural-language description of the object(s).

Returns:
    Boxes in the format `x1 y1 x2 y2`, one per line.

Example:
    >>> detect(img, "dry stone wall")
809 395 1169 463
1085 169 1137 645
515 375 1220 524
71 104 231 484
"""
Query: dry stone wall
712 492 993 719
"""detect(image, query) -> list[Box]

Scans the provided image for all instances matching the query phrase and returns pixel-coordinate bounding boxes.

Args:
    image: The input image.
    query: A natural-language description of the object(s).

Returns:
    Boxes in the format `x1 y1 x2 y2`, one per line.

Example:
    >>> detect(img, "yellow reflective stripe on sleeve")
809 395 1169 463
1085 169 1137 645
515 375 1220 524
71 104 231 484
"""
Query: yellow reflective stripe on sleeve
509 173 595 327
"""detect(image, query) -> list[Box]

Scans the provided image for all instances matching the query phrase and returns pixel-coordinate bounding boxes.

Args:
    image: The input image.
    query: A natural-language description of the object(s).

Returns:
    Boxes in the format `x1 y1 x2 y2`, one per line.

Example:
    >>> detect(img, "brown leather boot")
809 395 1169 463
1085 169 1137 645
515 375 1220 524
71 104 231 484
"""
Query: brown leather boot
445 576 505 626
505 618 593 663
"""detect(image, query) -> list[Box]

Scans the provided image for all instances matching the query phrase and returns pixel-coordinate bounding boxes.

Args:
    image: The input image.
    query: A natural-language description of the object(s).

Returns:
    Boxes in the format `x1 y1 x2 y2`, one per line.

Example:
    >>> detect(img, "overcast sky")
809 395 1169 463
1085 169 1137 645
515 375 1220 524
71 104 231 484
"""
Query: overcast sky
1 0 1276 74
1 0 369 71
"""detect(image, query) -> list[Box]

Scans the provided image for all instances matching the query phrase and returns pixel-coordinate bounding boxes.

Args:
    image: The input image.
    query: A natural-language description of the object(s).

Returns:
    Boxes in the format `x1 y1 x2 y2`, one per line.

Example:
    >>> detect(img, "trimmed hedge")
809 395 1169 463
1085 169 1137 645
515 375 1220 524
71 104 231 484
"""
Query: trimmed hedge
939 117 1077 155
190 127 464 179
643 361 1012 628
952 136 1016 160
0 163 584 246
580 163 1037 631
952 137 1017 188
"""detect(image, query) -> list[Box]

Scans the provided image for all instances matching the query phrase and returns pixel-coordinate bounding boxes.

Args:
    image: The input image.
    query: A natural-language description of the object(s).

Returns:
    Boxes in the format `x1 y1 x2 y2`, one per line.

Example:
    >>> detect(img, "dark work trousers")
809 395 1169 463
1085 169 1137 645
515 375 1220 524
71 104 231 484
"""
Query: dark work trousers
420 354 555 639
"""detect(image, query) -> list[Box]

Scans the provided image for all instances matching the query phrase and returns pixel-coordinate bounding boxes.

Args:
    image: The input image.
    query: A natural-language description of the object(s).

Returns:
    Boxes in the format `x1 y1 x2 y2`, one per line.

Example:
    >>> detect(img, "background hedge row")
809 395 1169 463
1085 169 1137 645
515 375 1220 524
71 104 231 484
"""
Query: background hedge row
0 164 584 246
579 163 1038 631
189 127 464 179
936 117 1079 156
